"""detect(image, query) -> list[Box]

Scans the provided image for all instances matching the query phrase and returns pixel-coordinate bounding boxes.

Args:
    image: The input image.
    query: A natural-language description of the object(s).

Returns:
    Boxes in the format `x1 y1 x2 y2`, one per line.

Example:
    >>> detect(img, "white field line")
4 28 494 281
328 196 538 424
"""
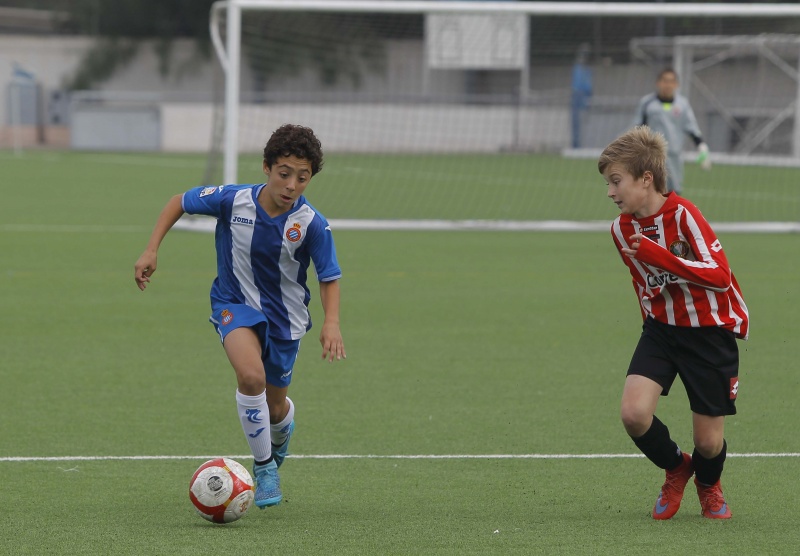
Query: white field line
173 216 800 234
2 453 799 463
0 224 149 233
0 151 203 169
2 220 797 234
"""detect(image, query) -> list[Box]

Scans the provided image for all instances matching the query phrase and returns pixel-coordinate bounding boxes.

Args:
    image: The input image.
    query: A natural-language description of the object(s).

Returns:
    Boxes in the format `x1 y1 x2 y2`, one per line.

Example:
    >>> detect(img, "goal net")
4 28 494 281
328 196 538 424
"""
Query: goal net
203 1 800 229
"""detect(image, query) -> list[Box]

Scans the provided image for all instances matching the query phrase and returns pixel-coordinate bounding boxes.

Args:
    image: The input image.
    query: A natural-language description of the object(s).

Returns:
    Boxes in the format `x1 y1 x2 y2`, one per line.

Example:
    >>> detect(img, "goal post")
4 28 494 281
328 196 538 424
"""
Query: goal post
205 1 800 227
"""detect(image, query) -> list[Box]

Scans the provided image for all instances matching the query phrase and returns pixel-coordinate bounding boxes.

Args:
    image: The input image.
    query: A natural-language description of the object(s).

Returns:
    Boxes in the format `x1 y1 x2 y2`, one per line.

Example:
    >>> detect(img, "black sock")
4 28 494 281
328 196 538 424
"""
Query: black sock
693 439 727 486
631 415 683 470
254 455 274 467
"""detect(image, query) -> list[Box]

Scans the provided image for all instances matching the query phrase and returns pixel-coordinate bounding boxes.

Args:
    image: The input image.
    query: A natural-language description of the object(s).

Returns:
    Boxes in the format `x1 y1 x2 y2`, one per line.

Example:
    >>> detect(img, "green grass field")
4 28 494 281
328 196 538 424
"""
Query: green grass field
1 151 799 555
228 151 800 222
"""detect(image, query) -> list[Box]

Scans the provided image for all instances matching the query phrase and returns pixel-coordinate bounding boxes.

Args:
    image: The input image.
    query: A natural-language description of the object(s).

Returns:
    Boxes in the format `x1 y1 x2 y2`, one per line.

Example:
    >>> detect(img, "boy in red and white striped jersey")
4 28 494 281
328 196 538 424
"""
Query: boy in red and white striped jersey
598 126 749 520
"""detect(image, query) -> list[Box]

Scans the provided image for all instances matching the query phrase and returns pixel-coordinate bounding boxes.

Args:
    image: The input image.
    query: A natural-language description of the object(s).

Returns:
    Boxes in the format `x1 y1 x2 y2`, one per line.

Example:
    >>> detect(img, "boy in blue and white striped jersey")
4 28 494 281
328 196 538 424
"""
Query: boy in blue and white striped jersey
134 124 345 508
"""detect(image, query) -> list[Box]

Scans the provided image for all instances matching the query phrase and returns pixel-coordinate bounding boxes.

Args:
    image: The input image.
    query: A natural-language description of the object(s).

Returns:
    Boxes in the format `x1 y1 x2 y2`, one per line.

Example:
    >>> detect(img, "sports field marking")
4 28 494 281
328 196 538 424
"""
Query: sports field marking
0 151 203 169
80 154 204 168
0 224 149 233
3 221 798 235
174 217 800 234
5 220 798 234
2 452 799 462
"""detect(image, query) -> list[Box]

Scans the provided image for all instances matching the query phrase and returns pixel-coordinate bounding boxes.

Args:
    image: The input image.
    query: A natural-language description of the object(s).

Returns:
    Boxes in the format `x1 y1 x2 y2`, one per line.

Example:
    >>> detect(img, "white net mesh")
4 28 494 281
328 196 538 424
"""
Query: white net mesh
205 3 800 226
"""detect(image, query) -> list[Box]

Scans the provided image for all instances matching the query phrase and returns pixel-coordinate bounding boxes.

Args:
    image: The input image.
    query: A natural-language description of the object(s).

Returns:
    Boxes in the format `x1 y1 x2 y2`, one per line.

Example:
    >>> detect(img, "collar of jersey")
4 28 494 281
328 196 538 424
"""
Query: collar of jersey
253 183 302 220
623 191 677 224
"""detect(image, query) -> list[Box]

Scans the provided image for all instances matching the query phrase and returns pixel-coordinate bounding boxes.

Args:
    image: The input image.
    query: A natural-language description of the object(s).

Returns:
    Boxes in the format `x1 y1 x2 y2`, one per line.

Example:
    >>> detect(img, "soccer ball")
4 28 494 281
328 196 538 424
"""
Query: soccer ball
189 458 254 524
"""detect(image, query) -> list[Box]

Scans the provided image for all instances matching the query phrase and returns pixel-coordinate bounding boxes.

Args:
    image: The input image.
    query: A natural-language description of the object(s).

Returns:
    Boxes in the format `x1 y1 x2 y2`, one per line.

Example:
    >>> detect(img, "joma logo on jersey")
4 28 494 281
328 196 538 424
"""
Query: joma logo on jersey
647 272 680 288
231 216 254 225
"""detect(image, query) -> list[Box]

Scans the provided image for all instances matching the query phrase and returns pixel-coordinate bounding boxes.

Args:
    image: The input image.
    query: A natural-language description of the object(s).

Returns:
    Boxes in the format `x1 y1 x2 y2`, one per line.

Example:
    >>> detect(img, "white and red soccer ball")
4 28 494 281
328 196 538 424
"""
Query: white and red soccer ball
189 458 254 523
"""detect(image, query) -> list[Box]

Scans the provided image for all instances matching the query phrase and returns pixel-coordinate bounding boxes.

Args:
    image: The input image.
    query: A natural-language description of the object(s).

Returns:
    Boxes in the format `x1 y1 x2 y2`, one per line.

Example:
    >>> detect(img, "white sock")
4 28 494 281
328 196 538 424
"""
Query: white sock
271 397 295 447
235 389 272 462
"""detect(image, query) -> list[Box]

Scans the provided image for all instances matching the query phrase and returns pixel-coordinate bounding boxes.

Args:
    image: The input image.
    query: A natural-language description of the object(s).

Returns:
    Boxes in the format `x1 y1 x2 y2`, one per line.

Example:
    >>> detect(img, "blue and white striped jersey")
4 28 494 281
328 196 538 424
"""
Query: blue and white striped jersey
182 184 341 340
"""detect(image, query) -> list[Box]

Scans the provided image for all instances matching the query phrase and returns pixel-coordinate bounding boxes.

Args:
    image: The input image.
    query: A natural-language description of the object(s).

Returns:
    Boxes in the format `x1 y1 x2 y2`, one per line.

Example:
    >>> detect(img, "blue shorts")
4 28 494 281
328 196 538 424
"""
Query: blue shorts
210 304 300 388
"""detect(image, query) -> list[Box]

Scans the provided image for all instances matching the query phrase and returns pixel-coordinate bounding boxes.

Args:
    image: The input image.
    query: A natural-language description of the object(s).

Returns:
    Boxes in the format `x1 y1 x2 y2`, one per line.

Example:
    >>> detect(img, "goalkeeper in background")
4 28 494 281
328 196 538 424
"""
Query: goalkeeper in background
633 68 711 195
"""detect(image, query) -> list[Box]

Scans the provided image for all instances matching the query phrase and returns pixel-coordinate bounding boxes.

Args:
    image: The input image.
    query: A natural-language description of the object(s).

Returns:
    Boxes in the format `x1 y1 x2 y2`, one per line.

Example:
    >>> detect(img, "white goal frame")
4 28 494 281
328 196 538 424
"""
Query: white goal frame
209 0 800 185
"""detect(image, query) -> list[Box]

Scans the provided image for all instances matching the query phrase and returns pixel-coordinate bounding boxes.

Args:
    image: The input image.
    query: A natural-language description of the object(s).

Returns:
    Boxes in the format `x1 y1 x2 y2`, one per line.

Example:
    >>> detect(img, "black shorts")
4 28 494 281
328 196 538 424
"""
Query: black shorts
627 317 740 416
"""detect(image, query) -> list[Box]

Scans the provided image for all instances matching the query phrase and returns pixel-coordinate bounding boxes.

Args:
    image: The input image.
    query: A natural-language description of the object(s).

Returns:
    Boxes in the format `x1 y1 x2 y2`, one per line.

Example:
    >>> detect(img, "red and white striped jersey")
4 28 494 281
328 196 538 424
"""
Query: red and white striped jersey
611 192 749 339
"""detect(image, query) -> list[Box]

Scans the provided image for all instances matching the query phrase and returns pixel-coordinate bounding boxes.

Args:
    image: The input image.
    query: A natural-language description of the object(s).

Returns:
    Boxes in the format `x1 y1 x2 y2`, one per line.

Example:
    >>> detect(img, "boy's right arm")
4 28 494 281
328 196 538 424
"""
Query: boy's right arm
624 233 731 292
134 194 185 291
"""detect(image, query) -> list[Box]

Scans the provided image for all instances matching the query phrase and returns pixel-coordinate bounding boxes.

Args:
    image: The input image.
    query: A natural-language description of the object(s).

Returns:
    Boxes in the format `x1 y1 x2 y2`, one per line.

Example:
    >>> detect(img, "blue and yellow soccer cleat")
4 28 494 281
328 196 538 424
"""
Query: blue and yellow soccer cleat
272 420 295 469
252 460 282 508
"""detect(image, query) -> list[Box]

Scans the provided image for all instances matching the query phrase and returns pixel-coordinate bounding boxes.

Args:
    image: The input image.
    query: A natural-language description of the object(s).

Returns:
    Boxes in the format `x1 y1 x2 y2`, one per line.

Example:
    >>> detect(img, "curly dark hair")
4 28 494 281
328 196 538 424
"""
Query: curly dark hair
263 124 324 176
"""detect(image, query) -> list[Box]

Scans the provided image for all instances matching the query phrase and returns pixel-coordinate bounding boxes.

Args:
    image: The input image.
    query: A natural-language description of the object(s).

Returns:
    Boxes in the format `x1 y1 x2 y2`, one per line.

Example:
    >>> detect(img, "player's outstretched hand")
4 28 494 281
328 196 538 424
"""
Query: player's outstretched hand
697 142 712 171
134 250 158 291
320 321 346 362
621 233 643 259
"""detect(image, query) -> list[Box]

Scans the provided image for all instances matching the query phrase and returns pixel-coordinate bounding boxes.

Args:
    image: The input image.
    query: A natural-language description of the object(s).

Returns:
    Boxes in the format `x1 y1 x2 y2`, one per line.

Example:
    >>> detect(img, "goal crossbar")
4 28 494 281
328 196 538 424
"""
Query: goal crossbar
216 1 800 18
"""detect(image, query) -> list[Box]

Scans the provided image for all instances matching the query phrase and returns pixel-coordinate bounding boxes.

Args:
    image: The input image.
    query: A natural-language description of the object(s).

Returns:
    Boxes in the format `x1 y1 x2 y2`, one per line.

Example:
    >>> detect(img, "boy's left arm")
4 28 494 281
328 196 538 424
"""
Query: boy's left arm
318 279 346 362
684 102 711 170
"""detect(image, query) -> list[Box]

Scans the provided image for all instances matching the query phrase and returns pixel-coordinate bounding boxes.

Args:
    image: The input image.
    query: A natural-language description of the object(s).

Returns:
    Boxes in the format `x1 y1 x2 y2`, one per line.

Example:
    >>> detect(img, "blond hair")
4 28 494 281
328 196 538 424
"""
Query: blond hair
598 126 668 194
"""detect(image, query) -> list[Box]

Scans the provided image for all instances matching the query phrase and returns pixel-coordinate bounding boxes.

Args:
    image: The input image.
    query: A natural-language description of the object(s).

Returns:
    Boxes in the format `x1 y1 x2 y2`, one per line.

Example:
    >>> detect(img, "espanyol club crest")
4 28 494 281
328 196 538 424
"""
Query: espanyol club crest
221 309 234 325
286 223 302 242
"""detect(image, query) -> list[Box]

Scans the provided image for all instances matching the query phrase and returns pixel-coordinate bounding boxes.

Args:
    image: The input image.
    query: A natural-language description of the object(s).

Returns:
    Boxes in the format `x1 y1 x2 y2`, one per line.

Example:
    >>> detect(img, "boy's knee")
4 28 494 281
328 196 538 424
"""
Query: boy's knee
620 404 651 437
693 436 724 458
237 369 266 395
